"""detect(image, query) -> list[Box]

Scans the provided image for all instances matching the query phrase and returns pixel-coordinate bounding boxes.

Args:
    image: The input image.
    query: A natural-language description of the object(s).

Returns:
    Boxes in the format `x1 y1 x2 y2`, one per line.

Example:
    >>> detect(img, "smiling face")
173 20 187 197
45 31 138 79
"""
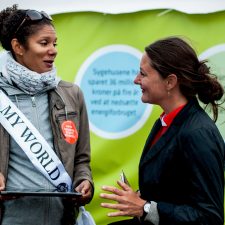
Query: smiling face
134 52 168 106
15 24 57 73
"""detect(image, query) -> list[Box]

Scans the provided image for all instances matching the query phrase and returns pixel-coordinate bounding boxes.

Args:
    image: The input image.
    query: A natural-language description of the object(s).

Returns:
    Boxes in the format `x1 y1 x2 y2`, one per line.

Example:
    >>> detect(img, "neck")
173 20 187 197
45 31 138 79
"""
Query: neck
162 94 188 114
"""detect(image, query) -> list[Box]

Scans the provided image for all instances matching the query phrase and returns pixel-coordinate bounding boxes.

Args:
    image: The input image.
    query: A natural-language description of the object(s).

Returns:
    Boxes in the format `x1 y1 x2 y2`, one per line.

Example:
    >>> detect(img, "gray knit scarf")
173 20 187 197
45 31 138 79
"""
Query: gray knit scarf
6 53 60 95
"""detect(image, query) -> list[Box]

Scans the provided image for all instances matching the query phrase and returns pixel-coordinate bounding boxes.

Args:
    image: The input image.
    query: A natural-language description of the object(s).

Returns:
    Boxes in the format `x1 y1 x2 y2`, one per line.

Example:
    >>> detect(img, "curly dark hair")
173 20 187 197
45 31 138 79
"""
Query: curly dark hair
145 36 224 122
0 4 54 52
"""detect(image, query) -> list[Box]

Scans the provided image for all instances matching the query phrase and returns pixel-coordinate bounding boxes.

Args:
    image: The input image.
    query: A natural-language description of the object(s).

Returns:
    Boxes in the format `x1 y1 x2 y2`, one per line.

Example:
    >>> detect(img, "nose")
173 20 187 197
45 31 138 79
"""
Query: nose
134 73 141 85
48 44 57 56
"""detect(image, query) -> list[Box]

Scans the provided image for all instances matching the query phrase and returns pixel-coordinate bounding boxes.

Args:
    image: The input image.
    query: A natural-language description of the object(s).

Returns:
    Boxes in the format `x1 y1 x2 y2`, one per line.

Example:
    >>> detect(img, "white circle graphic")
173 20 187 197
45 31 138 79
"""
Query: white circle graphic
75 45 152 139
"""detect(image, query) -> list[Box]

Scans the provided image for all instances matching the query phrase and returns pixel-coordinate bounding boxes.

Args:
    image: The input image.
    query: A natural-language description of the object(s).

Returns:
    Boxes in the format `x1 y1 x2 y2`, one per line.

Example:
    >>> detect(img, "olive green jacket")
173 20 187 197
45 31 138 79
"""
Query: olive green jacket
0 80 94 224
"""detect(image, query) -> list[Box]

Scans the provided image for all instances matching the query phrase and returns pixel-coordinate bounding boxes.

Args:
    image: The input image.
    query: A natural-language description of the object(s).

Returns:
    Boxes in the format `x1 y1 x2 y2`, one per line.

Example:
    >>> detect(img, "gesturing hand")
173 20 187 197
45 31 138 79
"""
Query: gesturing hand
100 180 146 218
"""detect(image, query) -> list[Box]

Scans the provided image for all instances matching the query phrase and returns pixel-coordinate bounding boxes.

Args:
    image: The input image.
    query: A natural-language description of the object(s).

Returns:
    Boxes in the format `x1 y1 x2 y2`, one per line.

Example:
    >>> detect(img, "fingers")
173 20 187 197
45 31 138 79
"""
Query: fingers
101 184 125 196
75 183 83 193
136 190 141 197
100 183 135 202
117 180 131 191
100 193 120 202
0 185 5 191
75 180 91 195
100 183 146 218
0 173 5 191
107 211 127 217
100 203 130 217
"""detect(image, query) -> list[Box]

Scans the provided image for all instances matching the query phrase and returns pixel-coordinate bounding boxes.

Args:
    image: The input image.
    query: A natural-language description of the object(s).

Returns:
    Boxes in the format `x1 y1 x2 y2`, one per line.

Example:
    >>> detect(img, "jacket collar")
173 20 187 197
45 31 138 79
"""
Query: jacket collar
48 84 65 110
139 98 200 167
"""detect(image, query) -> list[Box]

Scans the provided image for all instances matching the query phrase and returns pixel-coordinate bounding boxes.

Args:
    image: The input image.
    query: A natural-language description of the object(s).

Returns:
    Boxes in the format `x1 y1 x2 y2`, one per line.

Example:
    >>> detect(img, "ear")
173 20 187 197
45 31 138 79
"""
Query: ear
11 38 24 56
165 74 178 90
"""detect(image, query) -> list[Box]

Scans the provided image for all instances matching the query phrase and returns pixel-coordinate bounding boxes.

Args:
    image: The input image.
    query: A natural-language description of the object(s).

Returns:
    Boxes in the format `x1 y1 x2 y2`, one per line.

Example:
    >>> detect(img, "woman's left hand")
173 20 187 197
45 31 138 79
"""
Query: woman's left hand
100 180 146 217
75 180 93 205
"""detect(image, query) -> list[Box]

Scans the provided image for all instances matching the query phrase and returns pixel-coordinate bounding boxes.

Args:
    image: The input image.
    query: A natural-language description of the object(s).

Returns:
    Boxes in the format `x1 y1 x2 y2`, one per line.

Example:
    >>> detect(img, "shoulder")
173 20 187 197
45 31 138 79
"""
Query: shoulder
56 80 82 95
176 99 214 131
54 80 85 105
179 109 223 149
175 100 222 142
57 80 79 89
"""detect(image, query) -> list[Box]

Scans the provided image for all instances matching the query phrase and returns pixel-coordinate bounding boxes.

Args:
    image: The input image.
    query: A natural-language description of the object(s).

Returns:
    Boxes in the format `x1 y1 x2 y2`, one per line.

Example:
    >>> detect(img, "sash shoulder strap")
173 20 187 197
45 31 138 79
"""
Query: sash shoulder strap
0 90 72 192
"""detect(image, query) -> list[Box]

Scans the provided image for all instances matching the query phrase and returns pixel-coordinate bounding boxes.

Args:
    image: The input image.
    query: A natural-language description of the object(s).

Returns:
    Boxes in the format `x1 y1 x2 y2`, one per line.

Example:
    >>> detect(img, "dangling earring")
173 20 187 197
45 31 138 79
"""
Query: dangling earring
167 91 170 96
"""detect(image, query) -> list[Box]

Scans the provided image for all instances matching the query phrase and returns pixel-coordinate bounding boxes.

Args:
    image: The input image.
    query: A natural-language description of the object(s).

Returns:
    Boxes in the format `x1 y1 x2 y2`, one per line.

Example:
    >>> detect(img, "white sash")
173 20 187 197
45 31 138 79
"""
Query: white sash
0 90 72 192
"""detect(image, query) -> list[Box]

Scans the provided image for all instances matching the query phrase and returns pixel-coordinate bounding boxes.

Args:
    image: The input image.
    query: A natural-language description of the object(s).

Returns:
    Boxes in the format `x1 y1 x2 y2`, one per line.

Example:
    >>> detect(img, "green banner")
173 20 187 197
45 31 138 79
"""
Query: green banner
52 10 225 224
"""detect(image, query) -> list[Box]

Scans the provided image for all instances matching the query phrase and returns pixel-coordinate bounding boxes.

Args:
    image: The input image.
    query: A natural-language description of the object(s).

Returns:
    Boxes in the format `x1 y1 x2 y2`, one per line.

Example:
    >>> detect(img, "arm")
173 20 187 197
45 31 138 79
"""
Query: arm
73 88 94 204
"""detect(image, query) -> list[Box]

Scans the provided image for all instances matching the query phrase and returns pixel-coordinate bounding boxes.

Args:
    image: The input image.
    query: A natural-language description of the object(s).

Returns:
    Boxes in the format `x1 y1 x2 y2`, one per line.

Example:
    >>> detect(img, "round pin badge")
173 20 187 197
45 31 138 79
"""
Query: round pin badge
61 120 78 144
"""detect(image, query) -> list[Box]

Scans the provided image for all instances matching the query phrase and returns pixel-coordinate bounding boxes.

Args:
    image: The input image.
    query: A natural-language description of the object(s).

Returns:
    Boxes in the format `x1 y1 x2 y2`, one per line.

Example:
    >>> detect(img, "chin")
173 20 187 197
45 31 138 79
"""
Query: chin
141 97 148 103
142 96 154 105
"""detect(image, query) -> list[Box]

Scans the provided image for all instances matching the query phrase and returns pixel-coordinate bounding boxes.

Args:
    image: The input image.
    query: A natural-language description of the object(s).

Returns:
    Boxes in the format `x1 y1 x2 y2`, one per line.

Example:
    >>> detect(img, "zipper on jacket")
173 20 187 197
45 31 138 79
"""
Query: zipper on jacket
31 96 36 107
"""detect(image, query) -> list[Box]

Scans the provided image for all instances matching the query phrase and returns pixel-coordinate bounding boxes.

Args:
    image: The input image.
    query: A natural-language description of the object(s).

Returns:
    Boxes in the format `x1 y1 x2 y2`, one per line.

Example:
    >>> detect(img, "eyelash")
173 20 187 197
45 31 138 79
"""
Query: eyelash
40 42 57 47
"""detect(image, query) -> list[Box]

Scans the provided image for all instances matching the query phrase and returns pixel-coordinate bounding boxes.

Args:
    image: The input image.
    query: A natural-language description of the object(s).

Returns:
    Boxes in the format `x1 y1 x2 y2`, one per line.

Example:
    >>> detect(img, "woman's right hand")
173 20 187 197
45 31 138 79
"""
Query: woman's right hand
100 180 146 218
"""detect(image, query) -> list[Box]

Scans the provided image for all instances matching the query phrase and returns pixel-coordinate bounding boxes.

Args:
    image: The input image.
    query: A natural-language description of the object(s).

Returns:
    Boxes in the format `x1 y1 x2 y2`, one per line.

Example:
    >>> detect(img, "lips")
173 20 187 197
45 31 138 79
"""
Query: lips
44 60 54 68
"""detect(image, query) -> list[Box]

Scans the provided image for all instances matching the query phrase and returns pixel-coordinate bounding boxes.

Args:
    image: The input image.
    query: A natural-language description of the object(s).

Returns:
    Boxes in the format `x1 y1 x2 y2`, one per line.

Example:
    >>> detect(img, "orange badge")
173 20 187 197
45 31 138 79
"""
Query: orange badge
61 120 78 144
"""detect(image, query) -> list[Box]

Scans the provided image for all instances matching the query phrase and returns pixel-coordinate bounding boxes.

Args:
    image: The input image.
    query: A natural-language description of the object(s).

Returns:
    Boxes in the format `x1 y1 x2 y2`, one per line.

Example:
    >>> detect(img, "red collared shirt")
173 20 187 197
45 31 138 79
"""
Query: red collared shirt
151 104 186 147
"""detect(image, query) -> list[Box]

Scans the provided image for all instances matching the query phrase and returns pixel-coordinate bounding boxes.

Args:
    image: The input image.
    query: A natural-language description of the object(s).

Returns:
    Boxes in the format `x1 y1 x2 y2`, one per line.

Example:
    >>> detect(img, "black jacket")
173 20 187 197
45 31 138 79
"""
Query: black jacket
139 99 224 225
